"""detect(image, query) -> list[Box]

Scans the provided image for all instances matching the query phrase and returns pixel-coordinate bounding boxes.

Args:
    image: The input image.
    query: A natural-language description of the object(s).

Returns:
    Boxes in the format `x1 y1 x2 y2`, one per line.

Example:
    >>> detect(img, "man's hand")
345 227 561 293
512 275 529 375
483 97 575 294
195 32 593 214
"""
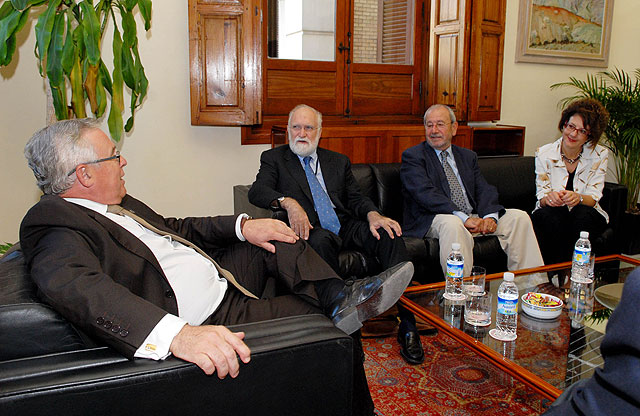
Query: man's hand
464 217 484 233
280 197 313 239
242 218 299 253
367 211 402 240
478 218 497 235
169 325 251 379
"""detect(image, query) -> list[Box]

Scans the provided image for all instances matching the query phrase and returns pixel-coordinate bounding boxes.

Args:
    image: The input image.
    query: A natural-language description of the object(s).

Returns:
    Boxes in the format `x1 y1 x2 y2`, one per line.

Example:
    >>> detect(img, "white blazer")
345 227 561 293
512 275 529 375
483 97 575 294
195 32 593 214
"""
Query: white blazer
534 137 609 222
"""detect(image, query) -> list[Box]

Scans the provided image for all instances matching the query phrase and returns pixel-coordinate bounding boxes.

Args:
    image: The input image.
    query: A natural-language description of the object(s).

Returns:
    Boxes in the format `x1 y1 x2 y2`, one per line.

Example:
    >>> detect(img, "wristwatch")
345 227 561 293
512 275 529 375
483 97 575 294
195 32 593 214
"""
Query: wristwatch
271 196 286 209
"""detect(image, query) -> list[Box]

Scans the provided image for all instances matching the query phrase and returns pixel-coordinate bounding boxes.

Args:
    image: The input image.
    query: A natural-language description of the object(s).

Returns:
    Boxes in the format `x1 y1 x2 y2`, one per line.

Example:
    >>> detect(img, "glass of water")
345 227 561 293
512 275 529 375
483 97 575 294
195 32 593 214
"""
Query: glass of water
464 291 492 326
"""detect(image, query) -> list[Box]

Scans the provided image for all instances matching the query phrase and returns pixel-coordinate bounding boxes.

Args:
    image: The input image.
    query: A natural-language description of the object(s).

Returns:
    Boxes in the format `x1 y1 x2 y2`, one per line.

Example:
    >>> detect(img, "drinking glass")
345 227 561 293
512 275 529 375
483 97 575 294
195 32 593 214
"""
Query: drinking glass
464 266 486 297
464 291 492 326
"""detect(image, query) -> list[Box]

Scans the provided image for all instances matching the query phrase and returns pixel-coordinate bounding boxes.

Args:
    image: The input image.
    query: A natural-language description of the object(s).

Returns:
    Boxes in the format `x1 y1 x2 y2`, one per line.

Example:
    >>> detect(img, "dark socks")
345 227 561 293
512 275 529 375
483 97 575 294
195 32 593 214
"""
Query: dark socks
314 278 345 312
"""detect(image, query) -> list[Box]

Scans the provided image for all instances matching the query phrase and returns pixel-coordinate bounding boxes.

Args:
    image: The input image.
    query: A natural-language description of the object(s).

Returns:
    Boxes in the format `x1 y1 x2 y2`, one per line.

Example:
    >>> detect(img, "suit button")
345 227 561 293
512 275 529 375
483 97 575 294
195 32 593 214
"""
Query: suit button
104 321 112 329
111 325 121 333
119 329 129 337
165 290 173 298
96 317 105 325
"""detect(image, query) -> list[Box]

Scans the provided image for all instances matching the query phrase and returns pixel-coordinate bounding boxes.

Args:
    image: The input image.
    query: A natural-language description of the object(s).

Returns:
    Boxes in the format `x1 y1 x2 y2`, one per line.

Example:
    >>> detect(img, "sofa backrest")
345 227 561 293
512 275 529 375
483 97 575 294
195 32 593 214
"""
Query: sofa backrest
352 155 538 222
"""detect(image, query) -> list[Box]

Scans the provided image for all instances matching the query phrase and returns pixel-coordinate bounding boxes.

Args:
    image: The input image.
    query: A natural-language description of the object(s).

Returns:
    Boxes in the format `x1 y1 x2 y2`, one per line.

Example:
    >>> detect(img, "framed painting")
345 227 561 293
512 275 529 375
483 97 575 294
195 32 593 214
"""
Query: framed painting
515 0 614 67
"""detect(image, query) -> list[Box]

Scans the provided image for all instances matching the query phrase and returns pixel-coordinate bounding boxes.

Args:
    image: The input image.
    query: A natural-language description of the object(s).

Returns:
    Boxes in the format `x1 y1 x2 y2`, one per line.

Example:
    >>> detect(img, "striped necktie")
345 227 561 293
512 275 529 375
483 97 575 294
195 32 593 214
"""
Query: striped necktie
107 205 258 299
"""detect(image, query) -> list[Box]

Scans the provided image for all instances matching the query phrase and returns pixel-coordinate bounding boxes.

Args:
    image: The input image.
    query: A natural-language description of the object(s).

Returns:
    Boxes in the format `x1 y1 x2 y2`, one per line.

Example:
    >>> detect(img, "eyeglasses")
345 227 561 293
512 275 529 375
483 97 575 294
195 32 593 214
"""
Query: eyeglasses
425 121 451 130
290 124 318 133
67 151 121 176
564 122 590 137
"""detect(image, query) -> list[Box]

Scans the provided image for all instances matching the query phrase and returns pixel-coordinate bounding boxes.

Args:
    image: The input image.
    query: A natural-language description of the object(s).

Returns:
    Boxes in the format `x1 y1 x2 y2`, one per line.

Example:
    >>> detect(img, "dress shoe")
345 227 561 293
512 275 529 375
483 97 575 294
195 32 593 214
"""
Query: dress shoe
328 261 414 335
397 327 425 364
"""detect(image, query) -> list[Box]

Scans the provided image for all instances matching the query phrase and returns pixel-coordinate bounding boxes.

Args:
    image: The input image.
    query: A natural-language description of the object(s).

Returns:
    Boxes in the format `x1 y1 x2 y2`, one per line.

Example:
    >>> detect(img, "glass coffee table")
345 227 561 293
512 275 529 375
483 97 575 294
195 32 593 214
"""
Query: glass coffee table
400 254 640 401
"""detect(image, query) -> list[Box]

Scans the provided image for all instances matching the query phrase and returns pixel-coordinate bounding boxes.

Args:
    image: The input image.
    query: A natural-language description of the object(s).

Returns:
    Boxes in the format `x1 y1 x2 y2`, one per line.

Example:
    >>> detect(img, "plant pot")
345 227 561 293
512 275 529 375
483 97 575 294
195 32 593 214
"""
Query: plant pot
621 210 640 255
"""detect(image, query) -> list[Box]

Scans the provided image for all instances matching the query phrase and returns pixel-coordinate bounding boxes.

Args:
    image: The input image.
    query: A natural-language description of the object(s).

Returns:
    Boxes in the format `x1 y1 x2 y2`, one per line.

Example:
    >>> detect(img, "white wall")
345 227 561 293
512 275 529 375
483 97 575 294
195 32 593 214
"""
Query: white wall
1 1 639 242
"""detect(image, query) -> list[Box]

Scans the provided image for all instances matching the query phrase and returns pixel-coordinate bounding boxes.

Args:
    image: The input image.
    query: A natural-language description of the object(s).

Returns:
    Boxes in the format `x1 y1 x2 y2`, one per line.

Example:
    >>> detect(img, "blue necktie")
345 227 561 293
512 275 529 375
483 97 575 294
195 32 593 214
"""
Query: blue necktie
303 156 341 235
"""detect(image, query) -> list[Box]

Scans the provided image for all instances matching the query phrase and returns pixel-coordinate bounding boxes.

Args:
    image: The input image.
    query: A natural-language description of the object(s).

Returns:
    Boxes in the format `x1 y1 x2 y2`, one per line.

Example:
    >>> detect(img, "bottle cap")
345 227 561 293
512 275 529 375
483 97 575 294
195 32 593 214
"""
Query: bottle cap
452 243 461 250
503 272 514 282
580 231 589 238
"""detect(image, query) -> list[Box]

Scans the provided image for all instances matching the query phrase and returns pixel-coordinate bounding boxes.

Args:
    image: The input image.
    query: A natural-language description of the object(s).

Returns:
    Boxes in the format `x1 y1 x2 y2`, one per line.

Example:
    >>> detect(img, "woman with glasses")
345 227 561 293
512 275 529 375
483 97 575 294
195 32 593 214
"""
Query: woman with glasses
531 98 610 268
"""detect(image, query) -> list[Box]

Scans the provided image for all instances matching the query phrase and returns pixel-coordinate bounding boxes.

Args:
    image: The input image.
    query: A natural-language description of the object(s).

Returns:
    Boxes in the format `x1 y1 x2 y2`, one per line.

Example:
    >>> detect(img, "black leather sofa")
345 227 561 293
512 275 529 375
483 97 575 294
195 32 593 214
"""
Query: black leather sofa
0 247 354 416
235 155 627 283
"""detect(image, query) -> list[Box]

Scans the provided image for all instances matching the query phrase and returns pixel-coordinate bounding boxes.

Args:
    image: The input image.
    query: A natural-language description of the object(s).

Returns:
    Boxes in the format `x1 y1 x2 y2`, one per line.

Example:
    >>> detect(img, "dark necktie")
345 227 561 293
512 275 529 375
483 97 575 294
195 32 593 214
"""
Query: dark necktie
441 151 472 214
303 156 341 235
107 205 258 299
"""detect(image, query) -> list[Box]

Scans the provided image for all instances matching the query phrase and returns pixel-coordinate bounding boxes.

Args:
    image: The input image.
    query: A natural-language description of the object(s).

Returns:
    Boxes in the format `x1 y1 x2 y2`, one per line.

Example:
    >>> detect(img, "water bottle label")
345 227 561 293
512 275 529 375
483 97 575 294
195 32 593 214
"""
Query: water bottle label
497 296 518 315
573 247 590 266
446 261 463 278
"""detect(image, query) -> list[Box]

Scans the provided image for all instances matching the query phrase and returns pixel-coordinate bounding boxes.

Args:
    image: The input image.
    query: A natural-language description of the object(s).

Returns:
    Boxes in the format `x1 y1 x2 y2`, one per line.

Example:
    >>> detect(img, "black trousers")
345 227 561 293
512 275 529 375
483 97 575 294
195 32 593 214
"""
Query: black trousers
531 205 607 265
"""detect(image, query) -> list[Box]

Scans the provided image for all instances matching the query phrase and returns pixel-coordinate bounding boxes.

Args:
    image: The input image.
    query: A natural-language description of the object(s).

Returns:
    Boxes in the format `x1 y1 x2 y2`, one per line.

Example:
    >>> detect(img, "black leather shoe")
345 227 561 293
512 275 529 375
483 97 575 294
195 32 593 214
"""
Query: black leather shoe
328 261 414 335
397 327 425 365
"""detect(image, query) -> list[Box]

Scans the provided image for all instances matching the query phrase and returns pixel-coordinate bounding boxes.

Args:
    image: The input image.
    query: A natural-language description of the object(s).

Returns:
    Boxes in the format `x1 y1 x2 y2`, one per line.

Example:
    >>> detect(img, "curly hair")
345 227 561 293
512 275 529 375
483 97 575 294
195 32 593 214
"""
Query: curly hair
558 98 610 147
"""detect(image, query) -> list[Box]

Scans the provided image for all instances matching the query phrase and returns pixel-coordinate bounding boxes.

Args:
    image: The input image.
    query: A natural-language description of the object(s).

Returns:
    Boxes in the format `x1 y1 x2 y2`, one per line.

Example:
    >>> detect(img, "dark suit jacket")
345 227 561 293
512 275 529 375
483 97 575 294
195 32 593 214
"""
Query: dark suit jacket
248 146 379 227
544 266 640 415
400 142 504 238
19 194 239 359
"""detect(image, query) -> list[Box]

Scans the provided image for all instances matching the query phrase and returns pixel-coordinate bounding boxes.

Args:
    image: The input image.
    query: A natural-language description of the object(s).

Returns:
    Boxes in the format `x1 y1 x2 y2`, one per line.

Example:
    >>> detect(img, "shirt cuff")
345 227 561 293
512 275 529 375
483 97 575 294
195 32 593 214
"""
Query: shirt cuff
134 314 187 360
236 213 249 241
483 213 499 222
453 211 469 223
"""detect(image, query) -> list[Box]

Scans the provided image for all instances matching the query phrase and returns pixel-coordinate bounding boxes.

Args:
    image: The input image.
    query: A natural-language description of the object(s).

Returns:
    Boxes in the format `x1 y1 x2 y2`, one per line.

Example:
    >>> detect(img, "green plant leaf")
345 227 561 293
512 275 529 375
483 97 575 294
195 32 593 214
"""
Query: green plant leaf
133 45 147 106
99 60 112 94
83 62 99 113
10 0 46 12
137 0 151 31
95 71 107 117
122 0 137 12
108 24 124 141
80 0 101 66
61 10 75 75
70 46 87 118
0 7 29 66
46 11 65 88
34 0 61 71
121 45 136 90
121 7 136 48
0 8 21 64
50 83 69 120
0 2 16 20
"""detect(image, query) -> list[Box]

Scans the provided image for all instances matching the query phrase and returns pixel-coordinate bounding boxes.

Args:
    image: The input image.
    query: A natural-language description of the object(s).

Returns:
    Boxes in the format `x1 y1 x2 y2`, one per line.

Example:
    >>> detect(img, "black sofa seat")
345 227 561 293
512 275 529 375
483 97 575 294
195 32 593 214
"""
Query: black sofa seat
0 248 354 416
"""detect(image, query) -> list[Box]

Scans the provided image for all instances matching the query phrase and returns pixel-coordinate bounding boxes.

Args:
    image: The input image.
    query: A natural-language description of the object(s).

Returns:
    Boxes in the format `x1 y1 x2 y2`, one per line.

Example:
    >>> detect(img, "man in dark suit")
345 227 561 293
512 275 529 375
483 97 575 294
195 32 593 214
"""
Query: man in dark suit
400 104 543 276
19 117 413 409
544 266 640 415
248 104 425 365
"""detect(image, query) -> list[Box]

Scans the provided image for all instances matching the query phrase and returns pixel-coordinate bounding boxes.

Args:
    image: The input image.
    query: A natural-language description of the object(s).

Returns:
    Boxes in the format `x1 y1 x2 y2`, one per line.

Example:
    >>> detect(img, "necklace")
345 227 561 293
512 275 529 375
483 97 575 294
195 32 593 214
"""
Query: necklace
561 148 582 164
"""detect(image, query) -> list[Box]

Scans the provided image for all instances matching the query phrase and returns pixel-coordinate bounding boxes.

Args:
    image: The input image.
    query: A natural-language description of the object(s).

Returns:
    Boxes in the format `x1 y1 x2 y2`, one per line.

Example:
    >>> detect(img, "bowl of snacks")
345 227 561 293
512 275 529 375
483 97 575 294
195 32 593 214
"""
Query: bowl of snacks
521 292 563 320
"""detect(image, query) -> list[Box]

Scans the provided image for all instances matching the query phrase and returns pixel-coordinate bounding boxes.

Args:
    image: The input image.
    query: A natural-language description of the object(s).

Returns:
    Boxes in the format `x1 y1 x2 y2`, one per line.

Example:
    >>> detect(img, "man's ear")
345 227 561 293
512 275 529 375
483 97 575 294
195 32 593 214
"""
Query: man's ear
451 121 459 136
74 165 93 188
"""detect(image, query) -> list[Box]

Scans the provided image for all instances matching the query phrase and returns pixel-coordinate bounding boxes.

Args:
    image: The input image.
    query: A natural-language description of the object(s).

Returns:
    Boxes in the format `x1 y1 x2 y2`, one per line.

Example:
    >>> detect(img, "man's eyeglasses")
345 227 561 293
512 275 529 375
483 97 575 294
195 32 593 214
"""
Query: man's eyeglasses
425 121 451 130
564 122 590 137
67 151 121 176
290 124 318 133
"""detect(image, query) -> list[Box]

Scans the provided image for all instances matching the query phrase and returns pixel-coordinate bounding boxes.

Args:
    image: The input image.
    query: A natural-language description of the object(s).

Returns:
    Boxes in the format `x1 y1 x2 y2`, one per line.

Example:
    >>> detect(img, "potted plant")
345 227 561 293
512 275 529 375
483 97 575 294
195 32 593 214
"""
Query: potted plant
0 0 152 141
552 68 640 253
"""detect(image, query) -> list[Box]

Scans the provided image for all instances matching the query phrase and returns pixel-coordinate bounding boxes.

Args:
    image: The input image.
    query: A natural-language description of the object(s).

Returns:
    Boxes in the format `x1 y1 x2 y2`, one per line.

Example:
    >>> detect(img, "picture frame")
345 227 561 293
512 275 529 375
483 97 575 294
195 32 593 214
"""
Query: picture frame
515 0 614 67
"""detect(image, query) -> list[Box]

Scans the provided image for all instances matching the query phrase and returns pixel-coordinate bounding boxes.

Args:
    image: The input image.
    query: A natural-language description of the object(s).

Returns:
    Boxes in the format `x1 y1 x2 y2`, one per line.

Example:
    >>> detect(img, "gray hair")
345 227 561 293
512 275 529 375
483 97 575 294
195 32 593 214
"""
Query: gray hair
424 104 457 124
24 119 100 195
287 104 323 129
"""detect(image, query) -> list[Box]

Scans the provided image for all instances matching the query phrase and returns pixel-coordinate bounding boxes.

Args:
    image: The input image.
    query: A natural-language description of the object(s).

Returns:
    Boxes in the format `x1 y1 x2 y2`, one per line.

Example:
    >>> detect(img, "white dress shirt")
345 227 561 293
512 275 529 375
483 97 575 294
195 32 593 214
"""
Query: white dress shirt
65 198 247 360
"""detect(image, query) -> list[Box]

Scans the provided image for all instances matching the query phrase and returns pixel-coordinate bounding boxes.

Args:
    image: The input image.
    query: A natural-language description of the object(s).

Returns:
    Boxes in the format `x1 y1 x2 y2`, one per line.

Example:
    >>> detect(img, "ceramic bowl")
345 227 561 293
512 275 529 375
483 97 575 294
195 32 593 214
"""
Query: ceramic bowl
521 292 563 320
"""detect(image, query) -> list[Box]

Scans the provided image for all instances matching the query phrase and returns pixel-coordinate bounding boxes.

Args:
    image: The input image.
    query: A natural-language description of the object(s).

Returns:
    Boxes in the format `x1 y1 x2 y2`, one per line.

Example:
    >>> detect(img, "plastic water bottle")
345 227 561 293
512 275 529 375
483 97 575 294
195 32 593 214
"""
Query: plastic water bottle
494 272 518 341
444 243 464 300
571 231 591 281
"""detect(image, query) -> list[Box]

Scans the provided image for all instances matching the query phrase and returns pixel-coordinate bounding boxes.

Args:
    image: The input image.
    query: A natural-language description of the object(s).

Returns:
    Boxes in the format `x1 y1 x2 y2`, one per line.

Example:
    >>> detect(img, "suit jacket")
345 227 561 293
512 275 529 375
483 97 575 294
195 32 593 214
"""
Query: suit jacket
19 194 239 359
248 146 379 227
400 142 504 238
534 137 609 222
544 266 640 415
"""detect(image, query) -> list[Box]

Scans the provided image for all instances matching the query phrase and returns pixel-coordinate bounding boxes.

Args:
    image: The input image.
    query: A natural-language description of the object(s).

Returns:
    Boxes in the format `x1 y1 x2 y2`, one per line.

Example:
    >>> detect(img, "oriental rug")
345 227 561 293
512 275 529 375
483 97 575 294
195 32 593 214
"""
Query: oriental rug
363 331 552 416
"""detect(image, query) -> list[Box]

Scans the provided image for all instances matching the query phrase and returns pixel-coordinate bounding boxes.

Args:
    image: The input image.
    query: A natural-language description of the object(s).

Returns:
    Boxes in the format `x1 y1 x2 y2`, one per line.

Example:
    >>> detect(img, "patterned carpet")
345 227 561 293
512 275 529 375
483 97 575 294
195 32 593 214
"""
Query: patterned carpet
363 331 552 416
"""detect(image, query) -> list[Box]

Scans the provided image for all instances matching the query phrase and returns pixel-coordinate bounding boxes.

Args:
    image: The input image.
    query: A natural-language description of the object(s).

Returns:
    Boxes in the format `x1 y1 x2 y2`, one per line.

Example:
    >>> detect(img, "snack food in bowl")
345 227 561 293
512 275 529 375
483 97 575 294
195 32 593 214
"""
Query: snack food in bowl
521 292 563 320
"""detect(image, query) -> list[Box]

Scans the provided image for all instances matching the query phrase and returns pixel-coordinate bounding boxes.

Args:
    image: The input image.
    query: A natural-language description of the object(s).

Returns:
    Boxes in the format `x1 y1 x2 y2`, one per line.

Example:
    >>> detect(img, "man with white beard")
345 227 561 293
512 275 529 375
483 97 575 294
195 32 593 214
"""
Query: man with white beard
249 104 425 367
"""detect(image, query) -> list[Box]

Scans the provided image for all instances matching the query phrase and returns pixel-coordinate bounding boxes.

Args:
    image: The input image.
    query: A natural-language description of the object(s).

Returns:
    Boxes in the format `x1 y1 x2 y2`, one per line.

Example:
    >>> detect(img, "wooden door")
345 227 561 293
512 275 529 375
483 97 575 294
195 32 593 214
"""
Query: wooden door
467 0 505 121
188 0 262 125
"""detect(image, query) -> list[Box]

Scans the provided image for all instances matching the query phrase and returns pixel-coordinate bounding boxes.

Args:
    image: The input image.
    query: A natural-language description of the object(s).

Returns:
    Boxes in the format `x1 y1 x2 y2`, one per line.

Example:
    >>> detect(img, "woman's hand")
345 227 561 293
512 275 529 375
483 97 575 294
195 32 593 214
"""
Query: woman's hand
542 191 565 207
559 190 582 208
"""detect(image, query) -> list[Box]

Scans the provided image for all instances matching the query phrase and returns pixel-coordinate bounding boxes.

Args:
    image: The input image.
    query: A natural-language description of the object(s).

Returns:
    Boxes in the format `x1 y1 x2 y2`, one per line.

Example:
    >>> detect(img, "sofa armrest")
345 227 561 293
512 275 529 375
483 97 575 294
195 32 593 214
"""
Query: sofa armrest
233 184 273 218
0 314 353 416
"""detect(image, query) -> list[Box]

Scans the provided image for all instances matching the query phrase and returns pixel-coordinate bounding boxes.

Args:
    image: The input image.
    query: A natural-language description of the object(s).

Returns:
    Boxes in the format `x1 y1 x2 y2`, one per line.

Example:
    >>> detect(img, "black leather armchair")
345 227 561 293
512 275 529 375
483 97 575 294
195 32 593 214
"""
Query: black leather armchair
235 156 627 284
0 247 354 416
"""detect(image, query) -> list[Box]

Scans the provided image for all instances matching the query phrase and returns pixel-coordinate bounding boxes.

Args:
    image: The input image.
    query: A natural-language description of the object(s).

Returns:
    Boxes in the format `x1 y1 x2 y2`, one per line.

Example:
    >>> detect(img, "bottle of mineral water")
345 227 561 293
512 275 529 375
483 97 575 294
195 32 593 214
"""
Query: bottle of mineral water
496 272 518 341
571 231 591 281
444 243 464 300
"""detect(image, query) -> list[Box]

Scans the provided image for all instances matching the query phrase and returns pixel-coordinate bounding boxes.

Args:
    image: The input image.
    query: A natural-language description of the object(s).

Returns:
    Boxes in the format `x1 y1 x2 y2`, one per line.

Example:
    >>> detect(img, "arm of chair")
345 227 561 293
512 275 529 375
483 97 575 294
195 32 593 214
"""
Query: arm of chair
601 181 628 239
0 314 353 416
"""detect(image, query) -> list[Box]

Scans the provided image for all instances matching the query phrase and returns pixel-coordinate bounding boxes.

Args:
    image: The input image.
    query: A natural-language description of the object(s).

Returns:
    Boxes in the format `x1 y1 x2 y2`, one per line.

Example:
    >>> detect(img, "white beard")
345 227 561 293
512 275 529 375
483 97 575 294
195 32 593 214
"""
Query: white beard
289 136 318 157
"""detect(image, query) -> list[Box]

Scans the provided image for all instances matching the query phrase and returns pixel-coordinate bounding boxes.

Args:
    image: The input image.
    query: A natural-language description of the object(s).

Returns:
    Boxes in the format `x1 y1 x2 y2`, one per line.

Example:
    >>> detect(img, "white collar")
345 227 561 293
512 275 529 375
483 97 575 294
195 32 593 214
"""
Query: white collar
64 198 108 215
